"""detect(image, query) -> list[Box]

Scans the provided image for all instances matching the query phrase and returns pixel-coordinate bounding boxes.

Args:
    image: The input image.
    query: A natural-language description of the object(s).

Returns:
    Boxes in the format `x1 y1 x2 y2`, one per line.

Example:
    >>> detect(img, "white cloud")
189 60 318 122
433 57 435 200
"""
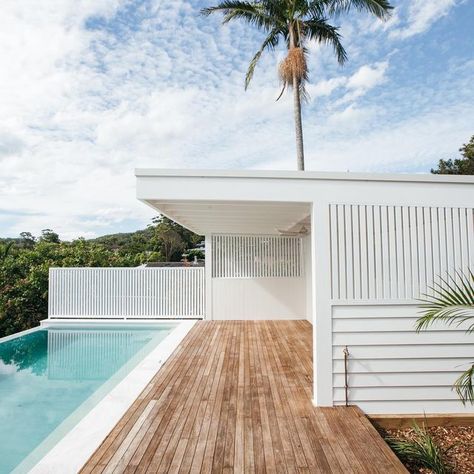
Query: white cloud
307 61 388 103
327 104 376 130
346 61 388 91
390 0 457 39
307 77 347 98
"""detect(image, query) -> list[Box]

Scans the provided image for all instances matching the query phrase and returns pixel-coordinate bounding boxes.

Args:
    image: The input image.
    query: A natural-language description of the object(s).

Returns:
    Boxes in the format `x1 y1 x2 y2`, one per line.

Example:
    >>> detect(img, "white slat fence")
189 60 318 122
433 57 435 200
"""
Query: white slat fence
48 267 205 318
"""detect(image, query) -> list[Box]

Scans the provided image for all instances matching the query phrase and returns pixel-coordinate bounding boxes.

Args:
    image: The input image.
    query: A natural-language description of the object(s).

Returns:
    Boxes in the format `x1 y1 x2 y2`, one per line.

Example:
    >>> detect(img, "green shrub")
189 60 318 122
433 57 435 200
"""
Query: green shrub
387 422 453 474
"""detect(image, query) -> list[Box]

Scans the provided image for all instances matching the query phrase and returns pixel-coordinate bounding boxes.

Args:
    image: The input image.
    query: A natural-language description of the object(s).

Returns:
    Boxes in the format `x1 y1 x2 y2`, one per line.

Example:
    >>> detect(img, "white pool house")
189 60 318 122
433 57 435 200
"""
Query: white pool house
49 169 474 415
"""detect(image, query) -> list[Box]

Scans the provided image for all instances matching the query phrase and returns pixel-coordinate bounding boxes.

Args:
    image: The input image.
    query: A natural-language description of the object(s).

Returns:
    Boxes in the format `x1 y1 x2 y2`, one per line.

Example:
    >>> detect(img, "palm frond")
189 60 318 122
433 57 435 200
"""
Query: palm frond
201 1 279 29
454 363 474 405
259 0 289 23
416 270 474 333
303 18 347 64
245 27 282 89
326 0 393 19
304 0 327 18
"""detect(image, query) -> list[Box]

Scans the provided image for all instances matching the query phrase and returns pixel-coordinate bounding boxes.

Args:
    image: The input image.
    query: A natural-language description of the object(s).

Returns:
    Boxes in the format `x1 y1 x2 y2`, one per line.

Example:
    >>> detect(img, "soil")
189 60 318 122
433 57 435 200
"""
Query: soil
382 425 474 474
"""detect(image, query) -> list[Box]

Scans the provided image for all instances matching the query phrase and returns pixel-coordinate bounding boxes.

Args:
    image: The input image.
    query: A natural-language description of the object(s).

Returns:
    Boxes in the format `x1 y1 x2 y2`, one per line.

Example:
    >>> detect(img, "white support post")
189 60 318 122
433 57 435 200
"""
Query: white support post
311 202 333 406
205 235 213 320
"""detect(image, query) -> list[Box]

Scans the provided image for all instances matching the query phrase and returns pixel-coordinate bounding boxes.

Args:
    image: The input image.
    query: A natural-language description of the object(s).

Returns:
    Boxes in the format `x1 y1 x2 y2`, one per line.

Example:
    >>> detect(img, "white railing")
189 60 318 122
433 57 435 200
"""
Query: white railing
48 267 205 318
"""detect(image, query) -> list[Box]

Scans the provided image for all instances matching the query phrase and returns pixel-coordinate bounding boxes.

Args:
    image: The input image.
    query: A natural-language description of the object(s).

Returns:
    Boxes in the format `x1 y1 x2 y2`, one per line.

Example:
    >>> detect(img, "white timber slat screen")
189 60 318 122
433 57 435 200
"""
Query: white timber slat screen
48 267 205 318
329 205 474 301
211 234 303 278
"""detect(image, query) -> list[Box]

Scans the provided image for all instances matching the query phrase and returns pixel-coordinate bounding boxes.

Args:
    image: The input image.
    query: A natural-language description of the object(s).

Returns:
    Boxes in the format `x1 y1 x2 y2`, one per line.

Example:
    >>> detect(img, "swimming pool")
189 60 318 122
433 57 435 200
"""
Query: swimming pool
0 322 183 473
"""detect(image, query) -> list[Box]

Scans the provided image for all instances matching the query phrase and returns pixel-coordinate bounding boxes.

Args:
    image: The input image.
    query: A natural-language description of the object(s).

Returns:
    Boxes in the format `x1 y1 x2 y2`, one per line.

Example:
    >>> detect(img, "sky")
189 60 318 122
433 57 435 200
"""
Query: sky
0 0 473 240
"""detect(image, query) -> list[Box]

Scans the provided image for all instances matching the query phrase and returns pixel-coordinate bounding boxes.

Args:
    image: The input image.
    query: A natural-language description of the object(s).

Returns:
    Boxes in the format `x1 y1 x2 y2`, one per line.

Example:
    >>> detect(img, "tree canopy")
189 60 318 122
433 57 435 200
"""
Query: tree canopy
0 217 202 337
431 135 474 175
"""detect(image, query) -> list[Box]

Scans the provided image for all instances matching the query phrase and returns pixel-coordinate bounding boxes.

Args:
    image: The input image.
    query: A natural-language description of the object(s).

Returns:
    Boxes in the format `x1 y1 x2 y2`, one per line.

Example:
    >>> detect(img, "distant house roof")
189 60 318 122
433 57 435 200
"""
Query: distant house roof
145 261 204 268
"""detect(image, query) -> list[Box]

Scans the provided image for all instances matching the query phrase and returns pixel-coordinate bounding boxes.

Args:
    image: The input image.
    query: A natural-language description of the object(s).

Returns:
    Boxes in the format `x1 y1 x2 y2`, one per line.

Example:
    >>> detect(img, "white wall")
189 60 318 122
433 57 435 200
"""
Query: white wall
331 304 474 414
209 233 307 320
303 234 312 322
212 277 305 320
328 203 474 414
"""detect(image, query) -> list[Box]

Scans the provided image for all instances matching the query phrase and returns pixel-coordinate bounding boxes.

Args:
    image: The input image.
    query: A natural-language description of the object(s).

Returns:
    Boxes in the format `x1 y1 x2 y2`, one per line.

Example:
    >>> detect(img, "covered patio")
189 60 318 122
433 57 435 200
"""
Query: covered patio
136 168 474 415
145 197 313 323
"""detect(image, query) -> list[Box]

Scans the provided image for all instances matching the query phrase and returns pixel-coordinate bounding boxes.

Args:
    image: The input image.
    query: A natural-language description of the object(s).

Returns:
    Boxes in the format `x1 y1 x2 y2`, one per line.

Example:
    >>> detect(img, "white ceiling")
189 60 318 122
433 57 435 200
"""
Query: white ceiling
146 199 311 235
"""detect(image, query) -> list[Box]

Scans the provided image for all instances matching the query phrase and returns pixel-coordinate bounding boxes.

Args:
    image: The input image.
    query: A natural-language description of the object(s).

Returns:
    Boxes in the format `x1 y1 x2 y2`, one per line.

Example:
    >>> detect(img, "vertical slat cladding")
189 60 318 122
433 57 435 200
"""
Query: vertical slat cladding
359 205 369 300
381 206 391 299
329 205 337 299
345 205 355 299
459 208 469 275
210 234 303 279
330 204 474 302
337 205 347 299
48 267 205 319
366 206 376 299
395 207 404 299
402 206 412 299
468 209 474 269
424 207 434 295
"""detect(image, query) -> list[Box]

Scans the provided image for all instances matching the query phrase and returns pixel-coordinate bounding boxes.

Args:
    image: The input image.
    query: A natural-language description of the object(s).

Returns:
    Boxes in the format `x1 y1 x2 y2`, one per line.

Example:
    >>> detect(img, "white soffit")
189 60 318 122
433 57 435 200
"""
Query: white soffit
146 199 311 235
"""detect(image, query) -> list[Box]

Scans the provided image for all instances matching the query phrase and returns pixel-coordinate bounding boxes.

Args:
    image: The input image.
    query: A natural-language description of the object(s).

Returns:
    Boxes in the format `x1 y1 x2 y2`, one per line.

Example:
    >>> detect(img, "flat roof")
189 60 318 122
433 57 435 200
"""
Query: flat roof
135 168 474 184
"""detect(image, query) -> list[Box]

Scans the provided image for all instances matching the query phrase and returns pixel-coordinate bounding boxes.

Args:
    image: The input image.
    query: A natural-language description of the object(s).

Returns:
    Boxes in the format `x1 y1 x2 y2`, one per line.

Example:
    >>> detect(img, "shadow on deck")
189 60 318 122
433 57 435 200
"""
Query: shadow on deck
81 320 406 473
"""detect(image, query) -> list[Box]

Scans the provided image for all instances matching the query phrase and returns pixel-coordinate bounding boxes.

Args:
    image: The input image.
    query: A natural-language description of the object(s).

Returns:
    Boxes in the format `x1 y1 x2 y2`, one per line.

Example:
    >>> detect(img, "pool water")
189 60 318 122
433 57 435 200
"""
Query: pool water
0 325 174 473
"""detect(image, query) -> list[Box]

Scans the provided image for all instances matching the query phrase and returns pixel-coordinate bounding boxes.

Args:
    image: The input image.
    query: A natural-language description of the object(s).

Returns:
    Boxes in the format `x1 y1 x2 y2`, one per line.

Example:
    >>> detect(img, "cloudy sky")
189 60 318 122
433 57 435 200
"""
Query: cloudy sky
1 0 473 239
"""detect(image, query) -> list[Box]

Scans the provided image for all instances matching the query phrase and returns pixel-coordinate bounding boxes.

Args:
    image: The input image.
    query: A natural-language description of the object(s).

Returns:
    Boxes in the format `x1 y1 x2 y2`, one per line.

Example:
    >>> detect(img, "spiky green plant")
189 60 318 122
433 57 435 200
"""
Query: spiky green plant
387 422 452 474
201 0 393 171
416 270 474 404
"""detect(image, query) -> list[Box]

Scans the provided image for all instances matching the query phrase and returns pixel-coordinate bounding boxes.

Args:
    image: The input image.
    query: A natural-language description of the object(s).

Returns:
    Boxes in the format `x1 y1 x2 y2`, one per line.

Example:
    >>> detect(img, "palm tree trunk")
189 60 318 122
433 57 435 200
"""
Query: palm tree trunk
292 75 305 170
289 23 305 171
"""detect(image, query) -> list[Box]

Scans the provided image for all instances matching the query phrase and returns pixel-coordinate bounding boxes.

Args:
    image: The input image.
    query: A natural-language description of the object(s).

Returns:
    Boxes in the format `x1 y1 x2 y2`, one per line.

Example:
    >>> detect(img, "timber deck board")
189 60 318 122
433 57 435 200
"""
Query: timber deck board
81 321 406 473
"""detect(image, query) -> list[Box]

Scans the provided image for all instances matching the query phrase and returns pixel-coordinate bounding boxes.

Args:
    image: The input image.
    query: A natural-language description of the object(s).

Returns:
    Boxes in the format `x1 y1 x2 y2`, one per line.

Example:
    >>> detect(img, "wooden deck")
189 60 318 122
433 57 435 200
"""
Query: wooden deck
81 321 406 473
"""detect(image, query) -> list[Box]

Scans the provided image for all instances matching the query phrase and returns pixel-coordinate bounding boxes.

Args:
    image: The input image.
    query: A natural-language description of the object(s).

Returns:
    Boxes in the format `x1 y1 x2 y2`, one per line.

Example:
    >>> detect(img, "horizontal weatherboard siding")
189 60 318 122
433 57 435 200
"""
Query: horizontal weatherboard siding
333 317 472 332
333 358 474 373
331 303 474 414
334 386 462 401
333 344 473 359
333 372 462 387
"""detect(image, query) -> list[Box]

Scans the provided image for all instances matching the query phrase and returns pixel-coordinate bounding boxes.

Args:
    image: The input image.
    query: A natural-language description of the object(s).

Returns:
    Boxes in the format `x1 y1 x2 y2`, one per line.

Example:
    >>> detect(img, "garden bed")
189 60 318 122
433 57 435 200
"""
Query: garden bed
382 425 473 473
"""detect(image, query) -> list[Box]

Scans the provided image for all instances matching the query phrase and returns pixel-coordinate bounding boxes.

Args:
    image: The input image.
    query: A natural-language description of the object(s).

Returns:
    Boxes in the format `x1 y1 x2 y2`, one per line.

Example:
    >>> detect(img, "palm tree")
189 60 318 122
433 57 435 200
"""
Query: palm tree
202 0 393 170
416 270 474 404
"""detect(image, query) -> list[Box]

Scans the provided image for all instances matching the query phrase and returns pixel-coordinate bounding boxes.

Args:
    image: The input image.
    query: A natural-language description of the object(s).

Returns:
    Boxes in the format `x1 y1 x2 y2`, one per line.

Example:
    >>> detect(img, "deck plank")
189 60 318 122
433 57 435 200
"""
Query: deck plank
81 321 407 474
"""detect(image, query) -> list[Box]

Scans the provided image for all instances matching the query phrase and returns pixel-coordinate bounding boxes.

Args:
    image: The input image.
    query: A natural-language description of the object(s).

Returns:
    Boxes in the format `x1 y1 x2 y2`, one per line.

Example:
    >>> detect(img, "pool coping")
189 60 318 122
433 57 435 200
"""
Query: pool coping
26 318 198 474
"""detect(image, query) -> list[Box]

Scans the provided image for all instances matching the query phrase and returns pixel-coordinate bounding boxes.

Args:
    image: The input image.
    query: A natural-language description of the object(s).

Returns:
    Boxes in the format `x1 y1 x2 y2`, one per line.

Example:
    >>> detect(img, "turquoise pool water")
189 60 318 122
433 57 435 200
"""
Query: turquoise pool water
0 324 175 473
